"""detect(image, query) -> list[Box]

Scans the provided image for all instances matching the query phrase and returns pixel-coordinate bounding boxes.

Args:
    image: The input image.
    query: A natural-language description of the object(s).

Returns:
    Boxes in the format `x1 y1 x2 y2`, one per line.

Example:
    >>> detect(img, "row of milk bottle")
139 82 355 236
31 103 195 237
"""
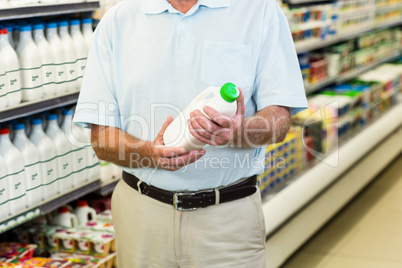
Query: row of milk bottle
0 110 100 219
0 18 94 111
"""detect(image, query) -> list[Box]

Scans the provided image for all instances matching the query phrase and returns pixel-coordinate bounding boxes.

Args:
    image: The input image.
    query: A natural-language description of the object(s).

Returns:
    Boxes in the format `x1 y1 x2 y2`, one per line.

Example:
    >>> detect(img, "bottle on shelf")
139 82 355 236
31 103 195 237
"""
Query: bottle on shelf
29 118 59 200
163 82 240 152
33 23 56 98
0 28 22 108
61 109 89 185
0 128 27 215
46 22 68 95
73 200 97 226
81 18 94 52
0 155 10 220
16 25 44 102
51 206 79 228
58 21 79 92
0 50 9 110
45 114 75 190
12 123 44 206
70 19 87 89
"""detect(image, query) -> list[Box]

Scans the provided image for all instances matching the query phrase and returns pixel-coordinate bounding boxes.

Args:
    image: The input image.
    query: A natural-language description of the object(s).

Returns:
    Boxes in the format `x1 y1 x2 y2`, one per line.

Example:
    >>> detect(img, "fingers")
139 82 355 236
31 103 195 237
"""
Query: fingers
159 149 206 171
202 107 232 128
236 87 245 117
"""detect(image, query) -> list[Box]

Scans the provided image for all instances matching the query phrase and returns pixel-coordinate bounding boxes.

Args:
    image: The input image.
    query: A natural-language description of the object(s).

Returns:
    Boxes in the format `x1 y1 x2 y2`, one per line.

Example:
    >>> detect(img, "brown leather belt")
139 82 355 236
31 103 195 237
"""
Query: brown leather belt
122 171 257 211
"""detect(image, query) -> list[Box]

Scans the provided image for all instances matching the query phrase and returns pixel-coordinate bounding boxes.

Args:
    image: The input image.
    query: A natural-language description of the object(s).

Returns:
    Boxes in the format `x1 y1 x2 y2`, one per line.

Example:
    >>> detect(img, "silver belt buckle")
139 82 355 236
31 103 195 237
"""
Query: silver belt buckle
173 192 197 211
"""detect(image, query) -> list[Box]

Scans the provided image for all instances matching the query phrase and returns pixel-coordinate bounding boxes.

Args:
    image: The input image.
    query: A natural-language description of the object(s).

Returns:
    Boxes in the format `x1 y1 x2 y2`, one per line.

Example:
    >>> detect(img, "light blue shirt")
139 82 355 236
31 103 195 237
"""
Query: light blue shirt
73 0 308 191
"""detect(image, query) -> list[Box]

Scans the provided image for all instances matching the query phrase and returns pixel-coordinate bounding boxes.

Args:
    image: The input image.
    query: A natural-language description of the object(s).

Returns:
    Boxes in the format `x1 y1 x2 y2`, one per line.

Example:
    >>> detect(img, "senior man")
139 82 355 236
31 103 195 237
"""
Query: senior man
73 0 308 266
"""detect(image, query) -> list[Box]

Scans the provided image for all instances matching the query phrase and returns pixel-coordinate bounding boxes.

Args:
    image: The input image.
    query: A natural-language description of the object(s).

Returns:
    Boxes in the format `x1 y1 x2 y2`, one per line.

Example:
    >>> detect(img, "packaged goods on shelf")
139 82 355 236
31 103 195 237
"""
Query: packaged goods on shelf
0 242 37 264
0 108 101 218
0 18 93 112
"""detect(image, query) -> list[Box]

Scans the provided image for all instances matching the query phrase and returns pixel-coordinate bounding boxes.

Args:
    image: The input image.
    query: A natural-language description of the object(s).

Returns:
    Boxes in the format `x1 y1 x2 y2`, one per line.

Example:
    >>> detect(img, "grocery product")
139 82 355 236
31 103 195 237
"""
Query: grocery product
58 21 79 92
46 22 68 95
0 28 21 107
45 114 75 190
70 19 87 89
12 123 43 206
73 200 97 226
81 18 94 52
33 23 57 98
163 82 240 151
61 109 89 184
29 118 59 199
0 128 27 215
16 25 43 102
80 127 101 182
0 51 8 110
0 155 9 219
51 207 79 228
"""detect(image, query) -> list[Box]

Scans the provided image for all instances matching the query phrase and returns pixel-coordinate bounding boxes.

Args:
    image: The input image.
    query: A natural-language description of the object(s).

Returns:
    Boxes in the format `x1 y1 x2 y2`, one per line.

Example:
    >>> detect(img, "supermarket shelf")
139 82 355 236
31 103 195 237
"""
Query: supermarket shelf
295 20 402 54
97 177 120 196
0 179 101 234
337 52 401 84
262 95 402 237
0 90 79 123
0 1 100 21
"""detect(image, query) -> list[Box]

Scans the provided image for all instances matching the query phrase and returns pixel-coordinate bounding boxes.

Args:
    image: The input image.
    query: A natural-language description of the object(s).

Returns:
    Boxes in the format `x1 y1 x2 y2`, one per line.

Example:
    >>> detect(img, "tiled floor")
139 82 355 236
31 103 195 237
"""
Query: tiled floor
281 153 402 268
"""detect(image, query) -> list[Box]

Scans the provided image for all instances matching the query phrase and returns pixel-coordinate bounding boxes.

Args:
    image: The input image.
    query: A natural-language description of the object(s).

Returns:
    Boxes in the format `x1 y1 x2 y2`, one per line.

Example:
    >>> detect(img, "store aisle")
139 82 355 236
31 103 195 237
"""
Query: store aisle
281 153 402 268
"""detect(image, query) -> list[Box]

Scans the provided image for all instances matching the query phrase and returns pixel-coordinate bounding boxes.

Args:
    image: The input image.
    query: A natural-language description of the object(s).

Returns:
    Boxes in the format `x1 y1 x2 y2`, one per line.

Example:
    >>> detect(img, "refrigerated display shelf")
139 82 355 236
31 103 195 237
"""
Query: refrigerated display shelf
295 19 402 54
262 94 402 238
285 0 333 4
0 91 79 124
0 179 101 234
0 1 100 21
305 77 337 94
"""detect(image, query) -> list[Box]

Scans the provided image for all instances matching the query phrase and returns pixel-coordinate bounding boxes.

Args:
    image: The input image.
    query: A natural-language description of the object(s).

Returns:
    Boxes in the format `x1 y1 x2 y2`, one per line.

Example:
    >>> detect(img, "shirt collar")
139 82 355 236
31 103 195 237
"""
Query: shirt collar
140 0 230 15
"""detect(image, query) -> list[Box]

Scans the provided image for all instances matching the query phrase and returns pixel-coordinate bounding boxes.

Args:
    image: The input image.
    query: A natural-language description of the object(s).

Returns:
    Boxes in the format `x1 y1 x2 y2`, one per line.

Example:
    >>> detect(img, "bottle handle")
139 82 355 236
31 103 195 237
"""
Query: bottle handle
186 86 218 111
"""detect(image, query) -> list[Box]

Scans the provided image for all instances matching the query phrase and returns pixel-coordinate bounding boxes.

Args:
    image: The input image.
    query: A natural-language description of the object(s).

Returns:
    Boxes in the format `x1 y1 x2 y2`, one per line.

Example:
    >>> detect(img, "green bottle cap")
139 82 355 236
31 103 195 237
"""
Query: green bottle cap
220 83 239 103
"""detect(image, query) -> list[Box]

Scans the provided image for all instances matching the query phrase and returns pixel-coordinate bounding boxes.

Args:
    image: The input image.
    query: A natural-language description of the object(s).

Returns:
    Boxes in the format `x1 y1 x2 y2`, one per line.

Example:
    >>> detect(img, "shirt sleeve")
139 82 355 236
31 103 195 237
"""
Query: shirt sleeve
73 14 121 129
253 1 308 116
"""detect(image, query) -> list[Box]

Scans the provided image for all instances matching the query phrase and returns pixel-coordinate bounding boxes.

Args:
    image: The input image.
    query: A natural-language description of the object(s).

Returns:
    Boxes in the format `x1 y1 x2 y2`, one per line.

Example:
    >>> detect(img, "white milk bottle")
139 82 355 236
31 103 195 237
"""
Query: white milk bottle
70 19 87 88
0 50 8 110
0 155 10 219
29 118 59 199
46 22 68 95
61 109 89 185
81 18 93 51
163 82 240 152
73 200 97 226
0 28 22 107
17 25 43 102
0 128 27 214
12 123 43 206
58 21 78 92
33 23 56 98
81 127 100 181
45 114 75 191
51 206 79 227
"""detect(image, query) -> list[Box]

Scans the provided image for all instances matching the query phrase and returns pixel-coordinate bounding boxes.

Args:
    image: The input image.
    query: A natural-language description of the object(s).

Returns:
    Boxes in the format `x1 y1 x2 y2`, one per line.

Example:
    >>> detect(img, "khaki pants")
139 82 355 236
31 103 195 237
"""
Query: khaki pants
111 179 266 268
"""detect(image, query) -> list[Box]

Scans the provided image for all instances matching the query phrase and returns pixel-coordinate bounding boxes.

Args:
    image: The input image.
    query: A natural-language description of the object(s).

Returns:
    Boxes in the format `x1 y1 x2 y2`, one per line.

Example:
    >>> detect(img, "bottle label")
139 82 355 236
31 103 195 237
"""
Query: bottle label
42 157 59 196
20 67 43 100
65 61 78 82
77 58 87 78
25 161 42 192
42 65 55 85
5 69 20 94
54 64 67 84
0 74 6 98
4 169 26 213
55 154 73 189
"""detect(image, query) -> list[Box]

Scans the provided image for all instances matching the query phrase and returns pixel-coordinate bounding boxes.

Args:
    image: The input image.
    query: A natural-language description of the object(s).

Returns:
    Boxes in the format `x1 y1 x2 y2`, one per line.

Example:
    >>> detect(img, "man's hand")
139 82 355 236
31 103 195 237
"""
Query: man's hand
188 88 245 146
150 116 206 171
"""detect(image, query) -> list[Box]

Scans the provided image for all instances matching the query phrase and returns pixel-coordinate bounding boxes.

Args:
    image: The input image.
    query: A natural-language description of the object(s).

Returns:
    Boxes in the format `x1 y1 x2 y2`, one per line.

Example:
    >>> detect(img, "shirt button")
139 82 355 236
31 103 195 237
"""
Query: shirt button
180 36 186 41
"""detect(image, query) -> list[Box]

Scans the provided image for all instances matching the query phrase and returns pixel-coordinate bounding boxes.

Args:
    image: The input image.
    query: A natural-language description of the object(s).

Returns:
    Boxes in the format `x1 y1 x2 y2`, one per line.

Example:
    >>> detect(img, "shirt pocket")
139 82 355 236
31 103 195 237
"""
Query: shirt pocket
200 40 253 89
